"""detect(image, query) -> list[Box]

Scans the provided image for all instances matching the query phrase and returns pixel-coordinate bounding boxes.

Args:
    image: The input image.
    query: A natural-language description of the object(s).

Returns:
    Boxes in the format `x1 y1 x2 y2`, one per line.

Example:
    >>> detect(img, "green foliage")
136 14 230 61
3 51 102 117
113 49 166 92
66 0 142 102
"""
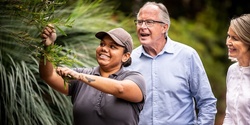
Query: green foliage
55 0 134 67
0 54 73 125
0 0 76 67
40 44 76 67
1 0 231 124
0 0 76 124
1 0 132 124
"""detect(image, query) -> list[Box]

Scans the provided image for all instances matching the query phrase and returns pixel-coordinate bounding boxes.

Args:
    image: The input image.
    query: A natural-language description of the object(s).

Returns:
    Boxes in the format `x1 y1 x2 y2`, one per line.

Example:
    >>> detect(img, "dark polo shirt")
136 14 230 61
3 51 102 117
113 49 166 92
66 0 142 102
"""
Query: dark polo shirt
68 66 146 125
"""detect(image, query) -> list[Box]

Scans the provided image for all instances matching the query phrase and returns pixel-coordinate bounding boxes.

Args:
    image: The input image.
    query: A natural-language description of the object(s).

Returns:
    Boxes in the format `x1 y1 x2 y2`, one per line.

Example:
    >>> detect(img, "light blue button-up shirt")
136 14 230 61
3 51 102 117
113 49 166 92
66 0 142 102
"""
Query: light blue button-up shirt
126 37 217 125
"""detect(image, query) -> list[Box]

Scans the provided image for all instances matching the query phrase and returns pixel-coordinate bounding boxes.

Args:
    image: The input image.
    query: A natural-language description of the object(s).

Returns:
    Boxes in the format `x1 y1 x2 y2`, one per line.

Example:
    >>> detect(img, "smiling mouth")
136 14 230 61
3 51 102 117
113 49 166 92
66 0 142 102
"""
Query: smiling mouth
228 48 236 52
140 33 150 37
99 54 110 59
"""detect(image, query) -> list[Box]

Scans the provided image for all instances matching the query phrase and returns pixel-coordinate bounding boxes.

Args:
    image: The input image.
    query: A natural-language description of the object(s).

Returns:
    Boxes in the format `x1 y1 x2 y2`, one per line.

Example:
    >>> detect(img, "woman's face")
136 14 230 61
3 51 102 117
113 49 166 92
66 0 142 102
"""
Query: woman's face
96 35 129 70
226 26 250 62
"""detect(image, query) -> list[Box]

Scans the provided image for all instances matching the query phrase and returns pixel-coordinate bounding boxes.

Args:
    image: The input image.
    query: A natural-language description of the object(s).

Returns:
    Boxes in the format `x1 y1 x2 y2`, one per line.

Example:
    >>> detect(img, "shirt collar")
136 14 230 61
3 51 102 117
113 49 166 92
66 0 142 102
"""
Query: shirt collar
163 36 175 54
139 36 175 57
93 66 125 78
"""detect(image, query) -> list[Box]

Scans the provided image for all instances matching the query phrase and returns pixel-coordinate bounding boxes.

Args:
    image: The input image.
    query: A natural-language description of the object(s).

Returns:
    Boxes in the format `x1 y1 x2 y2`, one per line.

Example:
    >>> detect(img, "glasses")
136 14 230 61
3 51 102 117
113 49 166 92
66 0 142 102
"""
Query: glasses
134 20 165 27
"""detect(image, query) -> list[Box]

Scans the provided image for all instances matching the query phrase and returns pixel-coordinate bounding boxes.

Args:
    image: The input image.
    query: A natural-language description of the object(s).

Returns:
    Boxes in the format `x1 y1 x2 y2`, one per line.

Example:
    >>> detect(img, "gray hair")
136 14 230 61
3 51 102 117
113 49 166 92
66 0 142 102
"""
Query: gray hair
137 2 171 36
230 14 250 45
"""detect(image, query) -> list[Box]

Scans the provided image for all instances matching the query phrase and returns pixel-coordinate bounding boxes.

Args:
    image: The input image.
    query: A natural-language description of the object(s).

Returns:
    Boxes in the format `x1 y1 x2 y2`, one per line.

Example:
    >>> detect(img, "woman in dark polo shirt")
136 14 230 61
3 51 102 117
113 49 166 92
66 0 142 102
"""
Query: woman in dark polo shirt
39 26 146 125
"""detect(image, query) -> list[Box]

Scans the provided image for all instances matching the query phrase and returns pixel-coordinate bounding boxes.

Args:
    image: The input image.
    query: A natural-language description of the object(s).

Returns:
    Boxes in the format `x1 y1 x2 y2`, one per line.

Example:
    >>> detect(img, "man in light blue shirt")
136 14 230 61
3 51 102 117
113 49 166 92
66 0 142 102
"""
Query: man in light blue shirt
127 2 217 125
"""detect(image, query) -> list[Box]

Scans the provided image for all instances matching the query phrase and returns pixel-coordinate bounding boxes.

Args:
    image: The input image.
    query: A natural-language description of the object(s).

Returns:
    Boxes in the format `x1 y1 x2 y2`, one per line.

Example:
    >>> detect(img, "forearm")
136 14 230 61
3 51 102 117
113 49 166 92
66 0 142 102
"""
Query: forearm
39 56 54 79
38 25 68 94
197 112 216 125
77 73 124 95
39 56 68 94
197 99 217 125
56 67 143 102
71 73 142 102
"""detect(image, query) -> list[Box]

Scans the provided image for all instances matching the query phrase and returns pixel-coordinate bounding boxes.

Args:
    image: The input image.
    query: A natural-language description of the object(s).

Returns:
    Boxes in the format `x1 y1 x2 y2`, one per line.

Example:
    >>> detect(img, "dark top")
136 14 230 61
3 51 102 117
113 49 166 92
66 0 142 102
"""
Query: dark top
68 66 146 125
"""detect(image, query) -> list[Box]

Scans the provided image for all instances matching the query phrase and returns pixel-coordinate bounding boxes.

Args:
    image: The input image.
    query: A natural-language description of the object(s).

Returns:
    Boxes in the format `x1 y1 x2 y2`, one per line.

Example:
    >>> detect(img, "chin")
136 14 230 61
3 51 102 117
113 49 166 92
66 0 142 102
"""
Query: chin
228 56 237 62
98 61 109 66
140 39 151 45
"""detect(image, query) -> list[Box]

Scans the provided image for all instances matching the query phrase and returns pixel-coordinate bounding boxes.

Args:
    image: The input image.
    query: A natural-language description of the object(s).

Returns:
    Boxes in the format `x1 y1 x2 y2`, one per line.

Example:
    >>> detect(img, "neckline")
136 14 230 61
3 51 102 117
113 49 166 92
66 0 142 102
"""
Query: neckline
237 63 250 74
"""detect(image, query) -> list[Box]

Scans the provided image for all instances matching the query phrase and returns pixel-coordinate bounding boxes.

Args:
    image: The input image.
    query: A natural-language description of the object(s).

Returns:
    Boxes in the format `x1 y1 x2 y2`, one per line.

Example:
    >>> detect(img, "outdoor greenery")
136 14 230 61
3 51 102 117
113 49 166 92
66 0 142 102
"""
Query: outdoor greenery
0 0 124 124
1 0 248 125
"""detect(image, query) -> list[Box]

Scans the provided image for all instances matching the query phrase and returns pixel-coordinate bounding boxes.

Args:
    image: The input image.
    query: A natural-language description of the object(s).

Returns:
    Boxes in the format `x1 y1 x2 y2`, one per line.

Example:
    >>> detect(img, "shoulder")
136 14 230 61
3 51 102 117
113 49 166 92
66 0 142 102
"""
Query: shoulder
226 62 238 84
121 69 145 83
167 37 197 55
131 45 143 57
228 62 238 68
123 69 146 93
170 41 200 63
116 68 145 90
120 69 144 79
175 42 196 53
227 62 238 74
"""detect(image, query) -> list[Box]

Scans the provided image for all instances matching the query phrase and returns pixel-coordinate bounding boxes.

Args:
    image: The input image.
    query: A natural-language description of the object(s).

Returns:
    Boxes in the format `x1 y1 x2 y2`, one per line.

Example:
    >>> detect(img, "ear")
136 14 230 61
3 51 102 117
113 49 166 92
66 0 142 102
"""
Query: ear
248 45 250 51
162 23 168 34
122 52 131 63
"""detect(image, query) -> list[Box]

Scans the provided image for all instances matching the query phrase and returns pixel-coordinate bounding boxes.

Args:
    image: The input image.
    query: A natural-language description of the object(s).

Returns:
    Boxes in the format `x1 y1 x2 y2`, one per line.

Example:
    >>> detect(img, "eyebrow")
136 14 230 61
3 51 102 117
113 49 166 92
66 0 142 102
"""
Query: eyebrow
101 40 122 47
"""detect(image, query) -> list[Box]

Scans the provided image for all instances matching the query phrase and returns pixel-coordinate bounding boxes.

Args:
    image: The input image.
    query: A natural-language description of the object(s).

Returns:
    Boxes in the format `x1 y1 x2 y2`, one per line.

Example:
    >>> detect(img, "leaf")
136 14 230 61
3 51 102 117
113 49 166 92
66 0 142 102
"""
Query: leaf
55 25 67 36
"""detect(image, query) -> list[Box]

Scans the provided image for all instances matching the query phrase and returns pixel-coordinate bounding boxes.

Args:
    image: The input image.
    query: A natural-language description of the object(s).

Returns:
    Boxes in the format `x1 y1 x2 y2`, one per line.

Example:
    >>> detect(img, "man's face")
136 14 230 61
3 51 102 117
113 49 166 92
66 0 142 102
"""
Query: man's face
136 5 168 48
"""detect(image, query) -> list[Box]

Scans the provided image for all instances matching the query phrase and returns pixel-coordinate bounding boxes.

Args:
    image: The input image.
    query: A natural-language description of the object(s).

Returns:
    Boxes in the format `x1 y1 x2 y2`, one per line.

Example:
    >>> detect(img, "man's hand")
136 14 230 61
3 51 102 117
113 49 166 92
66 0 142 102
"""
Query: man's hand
41 24 57 46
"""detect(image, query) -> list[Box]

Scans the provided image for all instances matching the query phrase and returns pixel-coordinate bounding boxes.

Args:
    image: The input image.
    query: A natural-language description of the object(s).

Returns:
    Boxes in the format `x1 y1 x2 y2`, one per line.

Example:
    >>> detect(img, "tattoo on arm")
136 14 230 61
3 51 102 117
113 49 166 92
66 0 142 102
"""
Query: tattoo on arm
85 76 95 83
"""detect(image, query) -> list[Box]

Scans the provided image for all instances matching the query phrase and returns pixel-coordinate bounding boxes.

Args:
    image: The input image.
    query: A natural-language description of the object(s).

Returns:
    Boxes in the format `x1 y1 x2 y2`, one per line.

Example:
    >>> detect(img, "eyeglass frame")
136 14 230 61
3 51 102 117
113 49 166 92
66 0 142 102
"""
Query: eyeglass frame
134 19 165 27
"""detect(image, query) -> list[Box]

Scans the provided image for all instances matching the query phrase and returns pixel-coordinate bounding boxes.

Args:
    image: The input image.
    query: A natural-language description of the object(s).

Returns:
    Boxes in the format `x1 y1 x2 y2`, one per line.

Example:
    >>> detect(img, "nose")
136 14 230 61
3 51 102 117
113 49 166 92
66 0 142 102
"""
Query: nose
101 45 108 52
226 39 233 46
140 21 148 28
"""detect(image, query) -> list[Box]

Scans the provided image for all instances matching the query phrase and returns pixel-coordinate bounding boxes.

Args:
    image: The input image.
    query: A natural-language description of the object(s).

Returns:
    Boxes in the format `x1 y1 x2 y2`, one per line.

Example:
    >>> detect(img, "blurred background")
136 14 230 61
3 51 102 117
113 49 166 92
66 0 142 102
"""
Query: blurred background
1 0 250 125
